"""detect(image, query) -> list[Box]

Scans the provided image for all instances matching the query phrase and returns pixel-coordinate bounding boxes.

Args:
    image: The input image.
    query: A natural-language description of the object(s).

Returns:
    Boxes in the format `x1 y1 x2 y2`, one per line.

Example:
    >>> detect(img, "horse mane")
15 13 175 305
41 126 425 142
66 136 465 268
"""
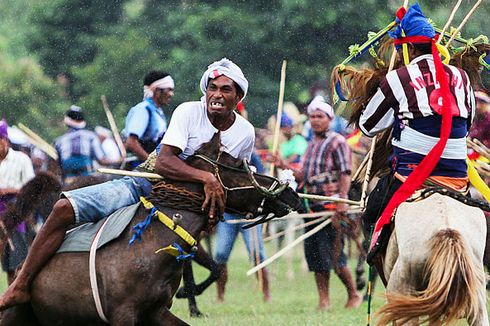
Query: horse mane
2 172 62 231
194 132 243 169
450 43 490 90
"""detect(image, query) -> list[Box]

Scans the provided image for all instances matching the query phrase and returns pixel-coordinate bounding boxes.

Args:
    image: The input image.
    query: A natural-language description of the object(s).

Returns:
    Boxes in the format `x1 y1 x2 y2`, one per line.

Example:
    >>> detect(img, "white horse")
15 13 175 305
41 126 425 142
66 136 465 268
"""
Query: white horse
376 193 488 326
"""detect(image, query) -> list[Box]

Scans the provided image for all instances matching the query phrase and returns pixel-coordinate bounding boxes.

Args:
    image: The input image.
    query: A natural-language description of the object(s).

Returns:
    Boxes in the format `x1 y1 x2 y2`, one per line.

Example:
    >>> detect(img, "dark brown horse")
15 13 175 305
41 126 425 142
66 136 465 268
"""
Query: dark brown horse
0 133 301 325
0 172 112 283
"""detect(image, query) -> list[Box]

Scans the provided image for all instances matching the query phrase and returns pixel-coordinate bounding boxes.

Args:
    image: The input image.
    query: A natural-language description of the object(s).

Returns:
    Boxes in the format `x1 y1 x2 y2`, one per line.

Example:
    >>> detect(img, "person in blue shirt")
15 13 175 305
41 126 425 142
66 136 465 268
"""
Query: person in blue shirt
124 71 175 167
55 106 116 184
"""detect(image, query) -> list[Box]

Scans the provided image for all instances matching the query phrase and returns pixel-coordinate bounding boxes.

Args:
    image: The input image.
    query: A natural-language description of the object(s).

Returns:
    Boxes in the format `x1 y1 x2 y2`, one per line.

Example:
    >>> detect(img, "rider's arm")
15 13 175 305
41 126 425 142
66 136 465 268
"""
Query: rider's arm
358 74 397 137
125 135 149 161
154 145 225 219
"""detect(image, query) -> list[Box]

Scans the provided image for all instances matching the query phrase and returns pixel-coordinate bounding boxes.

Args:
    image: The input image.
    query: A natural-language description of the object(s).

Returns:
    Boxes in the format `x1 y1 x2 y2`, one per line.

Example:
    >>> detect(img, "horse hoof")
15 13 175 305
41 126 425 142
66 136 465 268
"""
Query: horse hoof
190 309 204 318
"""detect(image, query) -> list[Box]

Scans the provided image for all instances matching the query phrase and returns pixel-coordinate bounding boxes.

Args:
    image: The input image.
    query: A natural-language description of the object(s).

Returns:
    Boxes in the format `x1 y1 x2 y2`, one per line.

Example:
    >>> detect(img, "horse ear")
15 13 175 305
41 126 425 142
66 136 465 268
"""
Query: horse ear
196 132 222 159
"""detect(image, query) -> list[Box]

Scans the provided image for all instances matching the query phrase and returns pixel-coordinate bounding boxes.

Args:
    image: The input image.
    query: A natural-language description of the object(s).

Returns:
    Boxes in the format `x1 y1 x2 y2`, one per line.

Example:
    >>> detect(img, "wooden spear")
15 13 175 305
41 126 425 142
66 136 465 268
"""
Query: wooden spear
445 0 483 48
97 168 162 179
247 218 332 276
17 123 58 160
100 95 127 158
269 60 287 176
437 0 463 45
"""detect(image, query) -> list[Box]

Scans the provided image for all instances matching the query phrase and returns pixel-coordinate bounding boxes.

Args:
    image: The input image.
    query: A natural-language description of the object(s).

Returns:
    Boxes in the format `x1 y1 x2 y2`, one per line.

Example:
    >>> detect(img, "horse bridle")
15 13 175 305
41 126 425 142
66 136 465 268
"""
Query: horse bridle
193 153 290 217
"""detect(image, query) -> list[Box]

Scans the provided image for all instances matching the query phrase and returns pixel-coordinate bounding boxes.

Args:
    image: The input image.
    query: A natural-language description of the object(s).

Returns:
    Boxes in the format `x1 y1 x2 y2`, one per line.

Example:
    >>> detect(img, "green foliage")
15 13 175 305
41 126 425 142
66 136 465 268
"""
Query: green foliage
27 0 126 79
0 54 67 139
0 0 488 143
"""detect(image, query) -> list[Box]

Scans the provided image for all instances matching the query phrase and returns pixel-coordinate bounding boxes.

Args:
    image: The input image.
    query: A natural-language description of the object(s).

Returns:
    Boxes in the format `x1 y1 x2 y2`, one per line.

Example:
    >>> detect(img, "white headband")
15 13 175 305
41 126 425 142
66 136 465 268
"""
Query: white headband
200 58 248 99
307 96 334 119
143 76 175 99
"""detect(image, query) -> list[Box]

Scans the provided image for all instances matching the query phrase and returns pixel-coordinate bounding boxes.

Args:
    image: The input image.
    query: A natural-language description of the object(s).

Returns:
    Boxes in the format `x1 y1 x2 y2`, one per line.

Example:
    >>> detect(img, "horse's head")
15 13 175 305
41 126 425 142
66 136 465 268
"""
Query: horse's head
186 133 301 219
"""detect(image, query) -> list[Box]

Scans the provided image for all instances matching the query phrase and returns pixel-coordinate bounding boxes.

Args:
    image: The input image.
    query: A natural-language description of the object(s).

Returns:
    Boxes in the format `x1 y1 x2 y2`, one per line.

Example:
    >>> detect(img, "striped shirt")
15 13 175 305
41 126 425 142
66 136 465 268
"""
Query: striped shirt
359 54 475 178
301 131 351 196
0 148 35 190
55 128 106 176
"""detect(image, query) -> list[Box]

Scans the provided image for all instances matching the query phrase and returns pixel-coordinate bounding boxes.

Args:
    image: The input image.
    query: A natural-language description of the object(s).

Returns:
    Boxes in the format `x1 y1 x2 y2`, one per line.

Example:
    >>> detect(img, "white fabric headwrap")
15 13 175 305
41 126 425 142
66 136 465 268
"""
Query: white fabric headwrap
143 76 175 99
307 96 334 119
64 116 86 129
199 58 248 99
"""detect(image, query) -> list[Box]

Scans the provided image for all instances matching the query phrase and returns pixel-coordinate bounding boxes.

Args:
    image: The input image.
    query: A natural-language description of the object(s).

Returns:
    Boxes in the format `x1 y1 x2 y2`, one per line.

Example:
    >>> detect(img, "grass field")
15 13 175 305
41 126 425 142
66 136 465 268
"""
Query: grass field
169 238 385 326
0 235 486 325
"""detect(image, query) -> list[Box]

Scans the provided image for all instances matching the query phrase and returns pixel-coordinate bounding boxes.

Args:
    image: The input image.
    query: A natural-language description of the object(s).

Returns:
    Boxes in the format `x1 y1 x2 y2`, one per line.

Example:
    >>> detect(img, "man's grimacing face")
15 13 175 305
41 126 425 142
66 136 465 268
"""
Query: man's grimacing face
206 75 241 118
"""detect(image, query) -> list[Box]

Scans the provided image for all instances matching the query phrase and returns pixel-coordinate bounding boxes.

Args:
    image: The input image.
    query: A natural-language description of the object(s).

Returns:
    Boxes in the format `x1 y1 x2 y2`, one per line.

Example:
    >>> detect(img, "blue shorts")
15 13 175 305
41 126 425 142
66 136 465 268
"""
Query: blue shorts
214 213 266 265
303 220 347 272
62 177 152 224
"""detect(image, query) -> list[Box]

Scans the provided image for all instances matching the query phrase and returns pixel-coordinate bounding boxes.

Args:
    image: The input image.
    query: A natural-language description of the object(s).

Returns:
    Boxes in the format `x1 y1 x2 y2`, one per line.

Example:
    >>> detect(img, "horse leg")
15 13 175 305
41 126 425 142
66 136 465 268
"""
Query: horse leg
181 261 203 318
192 245 219 296
176 244 219 298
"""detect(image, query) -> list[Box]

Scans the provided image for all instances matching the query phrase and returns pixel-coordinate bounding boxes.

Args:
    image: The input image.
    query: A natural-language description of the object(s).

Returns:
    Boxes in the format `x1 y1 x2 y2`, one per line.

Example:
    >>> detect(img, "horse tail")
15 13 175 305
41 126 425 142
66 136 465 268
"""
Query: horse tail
376 228 485 326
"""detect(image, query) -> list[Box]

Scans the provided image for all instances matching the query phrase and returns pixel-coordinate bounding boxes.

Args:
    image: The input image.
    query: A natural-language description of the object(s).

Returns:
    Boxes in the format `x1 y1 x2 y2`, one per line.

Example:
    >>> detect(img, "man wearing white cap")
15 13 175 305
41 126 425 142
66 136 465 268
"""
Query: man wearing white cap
274 96 360 310
123 71 174 168
0 58 255 310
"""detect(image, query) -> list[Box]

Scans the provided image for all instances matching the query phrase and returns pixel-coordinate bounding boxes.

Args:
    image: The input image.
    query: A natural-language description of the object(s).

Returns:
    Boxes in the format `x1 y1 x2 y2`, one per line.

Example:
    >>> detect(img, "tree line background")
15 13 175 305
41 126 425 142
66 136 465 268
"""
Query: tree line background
0 0 487 140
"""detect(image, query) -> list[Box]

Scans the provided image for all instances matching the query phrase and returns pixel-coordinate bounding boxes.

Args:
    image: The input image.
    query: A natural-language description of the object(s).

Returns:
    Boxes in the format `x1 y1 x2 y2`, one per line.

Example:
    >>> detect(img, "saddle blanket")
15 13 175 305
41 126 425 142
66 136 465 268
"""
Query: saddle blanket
57 203 140 253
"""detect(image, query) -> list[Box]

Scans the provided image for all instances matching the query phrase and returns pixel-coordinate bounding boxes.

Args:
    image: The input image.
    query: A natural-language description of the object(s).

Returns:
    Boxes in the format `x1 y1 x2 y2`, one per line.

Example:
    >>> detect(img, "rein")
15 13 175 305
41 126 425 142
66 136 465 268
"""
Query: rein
193 154 288 198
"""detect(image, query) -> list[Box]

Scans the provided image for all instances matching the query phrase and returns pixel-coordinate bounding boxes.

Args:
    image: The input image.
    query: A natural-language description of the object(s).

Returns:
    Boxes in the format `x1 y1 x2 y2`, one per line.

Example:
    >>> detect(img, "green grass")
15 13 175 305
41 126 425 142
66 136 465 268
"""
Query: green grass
170 239 385 326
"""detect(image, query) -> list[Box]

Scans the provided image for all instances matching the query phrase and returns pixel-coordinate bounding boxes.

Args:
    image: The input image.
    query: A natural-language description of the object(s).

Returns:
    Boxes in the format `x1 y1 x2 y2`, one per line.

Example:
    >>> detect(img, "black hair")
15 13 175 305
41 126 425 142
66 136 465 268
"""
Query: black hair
413 43 432 55
233 82 245 99
143 71 170 86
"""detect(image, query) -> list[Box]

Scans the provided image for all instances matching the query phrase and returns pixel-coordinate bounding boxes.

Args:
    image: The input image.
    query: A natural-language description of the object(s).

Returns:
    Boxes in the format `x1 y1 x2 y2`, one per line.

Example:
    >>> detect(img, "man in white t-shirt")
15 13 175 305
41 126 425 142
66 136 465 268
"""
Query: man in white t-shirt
0 120 35 283
0 58 254 310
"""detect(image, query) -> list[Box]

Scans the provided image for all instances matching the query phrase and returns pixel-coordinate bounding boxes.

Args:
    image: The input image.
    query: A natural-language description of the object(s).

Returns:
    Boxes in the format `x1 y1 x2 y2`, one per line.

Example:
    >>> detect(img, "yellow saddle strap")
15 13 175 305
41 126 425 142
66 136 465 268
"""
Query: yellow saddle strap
140 197 197 257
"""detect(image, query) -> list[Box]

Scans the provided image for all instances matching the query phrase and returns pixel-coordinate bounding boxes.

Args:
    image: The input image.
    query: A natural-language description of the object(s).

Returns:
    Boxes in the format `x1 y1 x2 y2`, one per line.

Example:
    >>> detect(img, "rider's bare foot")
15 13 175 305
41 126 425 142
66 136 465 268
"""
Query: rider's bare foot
0 282 31 311
345 292 362 309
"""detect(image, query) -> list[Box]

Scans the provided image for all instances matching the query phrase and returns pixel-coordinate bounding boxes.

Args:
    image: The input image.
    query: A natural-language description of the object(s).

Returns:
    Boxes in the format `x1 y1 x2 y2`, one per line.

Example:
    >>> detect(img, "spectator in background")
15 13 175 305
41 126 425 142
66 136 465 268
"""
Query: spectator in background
55 105 117 184
0 120 35 284
123 71 174 169
278 113 308 171
274 96 361 311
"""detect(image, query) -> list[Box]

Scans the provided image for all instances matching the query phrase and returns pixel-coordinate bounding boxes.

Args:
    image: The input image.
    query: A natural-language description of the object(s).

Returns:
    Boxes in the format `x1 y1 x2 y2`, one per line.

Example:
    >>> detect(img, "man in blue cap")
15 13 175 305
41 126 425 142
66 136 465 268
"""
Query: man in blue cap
357 3 476 248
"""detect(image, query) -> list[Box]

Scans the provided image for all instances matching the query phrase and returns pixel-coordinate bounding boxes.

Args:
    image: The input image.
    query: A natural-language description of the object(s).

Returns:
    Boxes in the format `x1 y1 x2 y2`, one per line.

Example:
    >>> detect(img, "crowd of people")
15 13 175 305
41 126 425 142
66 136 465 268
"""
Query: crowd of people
0 3 489 318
